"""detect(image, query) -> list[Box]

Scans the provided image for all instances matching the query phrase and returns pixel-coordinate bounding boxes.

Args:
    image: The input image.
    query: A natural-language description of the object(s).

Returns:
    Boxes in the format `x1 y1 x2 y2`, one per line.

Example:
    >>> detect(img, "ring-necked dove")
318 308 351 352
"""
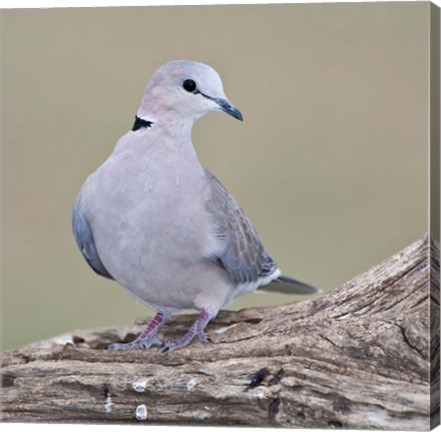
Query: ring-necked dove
72 61 320 353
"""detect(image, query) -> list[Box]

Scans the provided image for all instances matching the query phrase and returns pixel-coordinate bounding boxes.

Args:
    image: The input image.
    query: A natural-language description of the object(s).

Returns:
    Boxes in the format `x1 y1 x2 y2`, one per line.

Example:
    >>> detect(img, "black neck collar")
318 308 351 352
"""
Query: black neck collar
132 116 154 131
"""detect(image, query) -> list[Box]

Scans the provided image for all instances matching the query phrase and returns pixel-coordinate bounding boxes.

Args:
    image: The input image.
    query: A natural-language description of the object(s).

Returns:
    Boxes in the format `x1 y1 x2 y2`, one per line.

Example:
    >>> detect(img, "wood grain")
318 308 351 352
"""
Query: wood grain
1 234 439 429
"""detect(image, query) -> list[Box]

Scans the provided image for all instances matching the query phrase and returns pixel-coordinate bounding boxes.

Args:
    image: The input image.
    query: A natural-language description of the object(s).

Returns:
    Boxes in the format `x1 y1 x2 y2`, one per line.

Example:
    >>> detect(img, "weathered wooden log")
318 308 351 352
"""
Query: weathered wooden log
1 234 439 429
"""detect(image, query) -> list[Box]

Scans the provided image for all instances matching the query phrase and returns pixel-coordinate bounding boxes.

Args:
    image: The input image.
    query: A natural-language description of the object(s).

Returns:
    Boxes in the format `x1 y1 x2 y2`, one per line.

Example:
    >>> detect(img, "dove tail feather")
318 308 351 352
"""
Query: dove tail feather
260 274 321 295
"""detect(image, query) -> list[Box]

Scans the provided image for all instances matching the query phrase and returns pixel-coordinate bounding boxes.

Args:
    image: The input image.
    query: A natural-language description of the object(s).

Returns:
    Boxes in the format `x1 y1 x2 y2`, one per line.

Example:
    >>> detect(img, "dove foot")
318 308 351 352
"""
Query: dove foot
161 308 214 353
107 336 164 351
107 311 171 352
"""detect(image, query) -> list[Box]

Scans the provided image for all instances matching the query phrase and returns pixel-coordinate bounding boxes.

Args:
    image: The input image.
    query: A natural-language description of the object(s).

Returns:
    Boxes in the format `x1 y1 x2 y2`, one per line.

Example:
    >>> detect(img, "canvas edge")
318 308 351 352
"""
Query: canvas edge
429 2 440 430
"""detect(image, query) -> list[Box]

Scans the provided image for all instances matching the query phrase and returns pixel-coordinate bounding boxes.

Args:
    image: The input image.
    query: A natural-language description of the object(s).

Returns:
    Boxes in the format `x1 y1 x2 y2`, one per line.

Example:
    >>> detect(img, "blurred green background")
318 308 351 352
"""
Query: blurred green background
2 3 429 350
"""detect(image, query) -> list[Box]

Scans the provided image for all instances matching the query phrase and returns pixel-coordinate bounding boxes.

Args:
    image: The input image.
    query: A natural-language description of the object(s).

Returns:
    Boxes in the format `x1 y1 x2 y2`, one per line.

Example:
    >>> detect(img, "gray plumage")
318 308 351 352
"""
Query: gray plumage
203 169 275 284
72 200 113 280
72 61 319 352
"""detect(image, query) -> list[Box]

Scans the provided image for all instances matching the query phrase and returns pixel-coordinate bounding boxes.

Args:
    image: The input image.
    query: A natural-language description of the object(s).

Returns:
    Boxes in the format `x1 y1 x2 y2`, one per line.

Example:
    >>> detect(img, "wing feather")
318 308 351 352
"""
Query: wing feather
204 169 277 284
72 199 114 280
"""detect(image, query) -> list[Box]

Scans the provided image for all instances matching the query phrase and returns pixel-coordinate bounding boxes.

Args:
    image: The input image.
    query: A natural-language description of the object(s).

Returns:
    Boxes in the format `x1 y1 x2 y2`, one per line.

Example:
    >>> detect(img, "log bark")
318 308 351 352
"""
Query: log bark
1 234 439 429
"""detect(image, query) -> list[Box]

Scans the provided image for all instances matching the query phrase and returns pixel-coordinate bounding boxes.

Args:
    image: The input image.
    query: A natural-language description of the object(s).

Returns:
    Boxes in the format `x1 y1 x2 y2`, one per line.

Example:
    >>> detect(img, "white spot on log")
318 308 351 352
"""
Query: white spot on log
195 410 212 419
337 314 350 320
215 325 234 334
253 386 268 399
54 335 74 345
135 404 148 421
132 378 149 392
104 395 113 413
186 378 198 390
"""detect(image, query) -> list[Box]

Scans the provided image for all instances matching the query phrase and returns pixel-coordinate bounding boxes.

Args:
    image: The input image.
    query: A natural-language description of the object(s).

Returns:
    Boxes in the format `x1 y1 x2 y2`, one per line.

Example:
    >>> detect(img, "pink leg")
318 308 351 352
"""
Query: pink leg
107 311 172 351
162 309 214 353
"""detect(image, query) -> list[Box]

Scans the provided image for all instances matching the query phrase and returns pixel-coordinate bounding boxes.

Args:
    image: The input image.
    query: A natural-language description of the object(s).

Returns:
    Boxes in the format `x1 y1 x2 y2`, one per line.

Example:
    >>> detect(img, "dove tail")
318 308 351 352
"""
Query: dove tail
260 274 321 295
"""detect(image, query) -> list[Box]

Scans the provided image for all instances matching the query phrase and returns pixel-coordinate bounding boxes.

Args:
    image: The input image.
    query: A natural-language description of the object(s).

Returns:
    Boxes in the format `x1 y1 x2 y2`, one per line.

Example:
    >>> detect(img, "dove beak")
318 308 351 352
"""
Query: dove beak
196 89 244 121
215 98 243 121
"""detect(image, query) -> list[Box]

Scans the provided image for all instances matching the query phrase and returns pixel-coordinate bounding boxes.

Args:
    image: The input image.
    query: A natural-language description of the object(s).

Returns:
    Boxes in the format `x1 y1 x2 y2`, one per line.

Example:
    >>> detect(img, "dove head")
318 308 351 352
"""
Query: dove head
137 61 243 124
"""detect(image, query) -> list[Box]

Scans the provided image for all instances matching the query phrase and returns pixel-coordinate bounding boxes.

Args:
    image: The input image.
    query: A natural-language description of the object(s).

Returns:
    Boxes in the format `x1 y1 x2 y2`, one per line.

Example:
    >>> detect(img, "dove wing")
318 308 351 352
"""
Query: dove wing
204 169 277 284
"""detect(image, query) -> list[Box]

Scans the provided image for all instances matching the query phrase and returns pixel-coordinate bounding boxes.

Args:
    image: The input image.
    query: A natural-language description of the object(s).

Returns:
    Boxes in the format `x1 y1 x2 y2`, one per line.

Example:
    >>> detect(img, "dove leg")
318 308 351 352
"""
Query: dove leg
107 311 172 351
162 309 214 353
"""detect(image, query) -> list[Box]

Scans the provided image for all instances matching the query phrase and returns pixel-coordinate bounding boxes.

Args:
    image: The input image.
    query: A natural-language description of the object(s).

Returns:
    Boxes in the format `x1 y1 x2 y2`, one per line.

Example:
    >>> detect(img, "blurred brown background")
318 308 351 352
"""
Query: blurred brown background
2 3 429 349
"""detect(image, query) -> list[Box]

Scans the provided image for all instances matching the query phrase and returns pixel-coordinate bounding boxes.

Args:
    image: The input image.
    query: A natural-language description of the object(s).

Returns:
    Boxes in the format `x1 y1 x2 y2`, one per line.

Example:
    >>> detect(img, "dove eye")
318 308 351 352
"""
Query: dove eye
183 79 197 93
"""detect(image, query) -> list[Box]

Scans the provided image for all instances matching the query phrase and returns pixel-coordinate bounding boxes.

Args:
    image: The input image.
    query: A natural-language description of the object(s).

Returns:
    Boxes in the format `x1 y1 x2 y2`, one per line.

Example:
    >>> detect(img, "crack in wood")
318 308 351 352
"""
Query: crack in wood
395 323 427 362
321 334 345 351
